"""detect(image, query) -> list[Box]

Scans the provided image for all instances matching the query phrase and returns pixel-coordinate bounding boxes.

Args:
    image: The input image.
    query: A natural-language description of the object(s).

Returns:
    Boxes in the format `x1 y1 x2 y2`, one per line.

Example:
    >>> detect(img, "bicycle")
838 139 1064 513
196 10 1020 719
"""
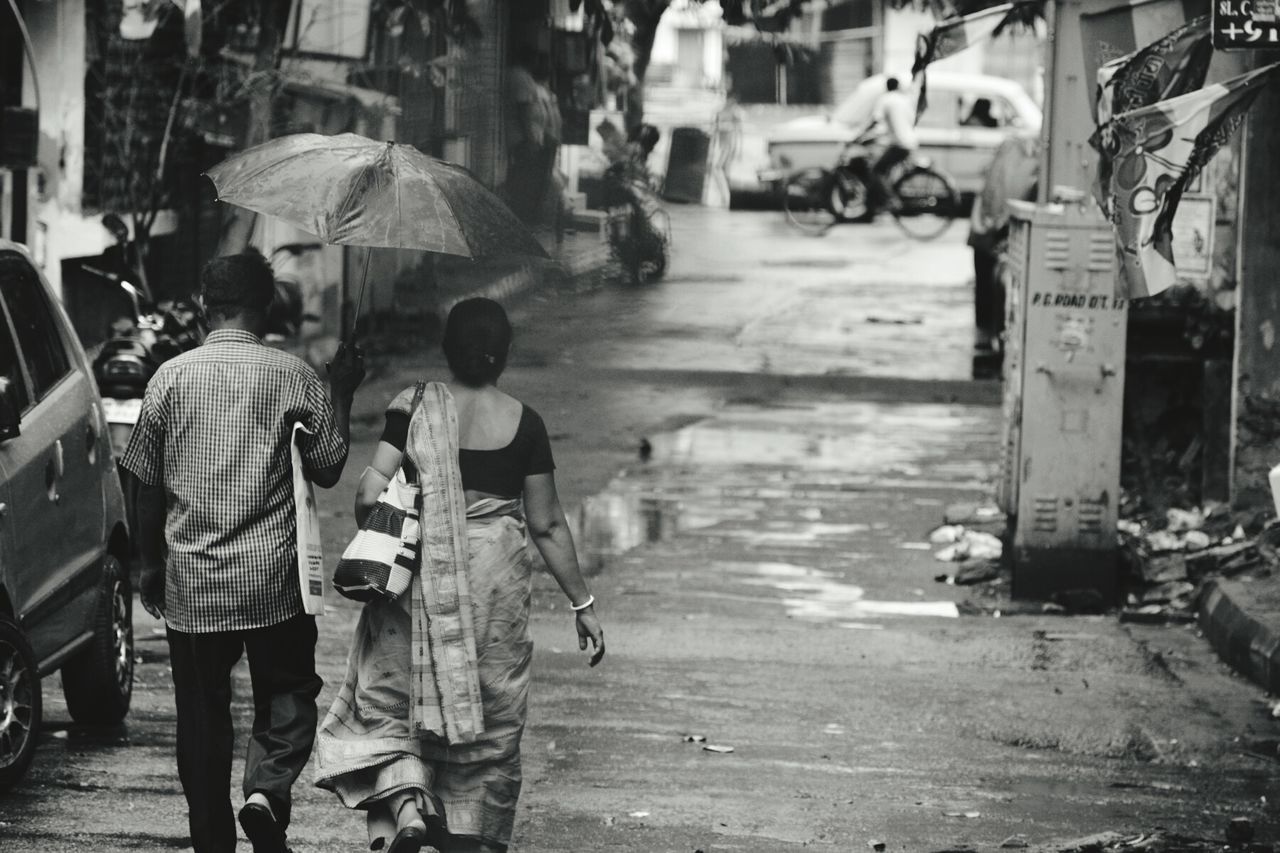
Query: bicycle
780 137 961 241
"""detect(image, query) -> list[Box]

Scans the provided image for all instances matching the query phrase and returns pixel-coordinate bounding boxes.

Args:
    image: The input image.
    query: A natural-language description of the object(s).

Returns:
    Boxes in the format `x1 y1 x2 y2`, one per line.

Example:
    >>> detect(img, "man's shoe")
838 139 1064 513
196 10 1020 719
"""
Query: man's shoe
238 800 288 853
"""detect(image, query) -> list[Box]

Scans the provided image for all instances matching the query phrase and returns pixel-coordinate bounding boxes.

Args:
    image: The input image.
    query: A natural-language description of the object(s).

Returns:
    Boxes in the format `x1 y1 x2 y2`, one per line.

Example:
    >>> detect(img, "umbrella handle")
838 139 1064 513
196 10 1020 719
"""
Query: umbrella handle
348 247 373 345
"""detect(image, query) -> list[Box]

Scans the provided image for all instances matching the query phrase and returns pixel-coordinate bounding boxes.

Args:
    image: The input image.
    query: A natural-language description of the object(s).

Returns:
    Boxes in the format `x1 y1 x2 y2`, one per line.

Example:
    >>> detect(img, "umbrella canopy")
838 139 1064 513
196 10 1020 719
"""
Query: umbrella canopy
204 132 549 260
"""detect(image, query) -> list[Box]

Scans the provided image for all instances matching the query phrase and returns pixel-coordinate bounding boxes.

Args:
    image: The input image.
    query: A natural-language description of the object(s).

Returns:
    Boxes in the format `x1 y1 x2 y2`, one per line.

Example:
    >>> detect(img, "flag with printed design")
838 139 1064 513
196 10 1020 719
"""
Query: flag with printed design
1106 63 1280 298
1089 15 1212 213
1080 0 1205 111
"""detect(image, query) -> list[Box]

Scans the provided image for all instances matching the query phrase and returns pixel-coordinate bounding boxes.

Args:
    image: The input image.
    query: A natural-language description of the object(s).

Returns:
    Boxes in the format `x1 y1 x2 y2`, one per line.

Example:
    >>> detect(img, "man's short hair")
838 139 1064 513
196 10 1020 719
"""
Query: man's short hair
201 252 275 315
886 76 900 91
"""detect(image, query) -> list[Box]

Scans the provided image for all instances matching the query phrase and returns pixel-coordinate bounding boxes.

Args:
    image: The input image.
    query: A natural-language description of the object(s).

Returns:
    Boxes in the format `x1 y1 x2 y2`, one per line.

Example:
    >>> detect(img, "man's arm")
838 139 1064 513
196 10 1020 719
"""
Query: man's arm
116 382 169 618
306 342 365 489
126 472 168 618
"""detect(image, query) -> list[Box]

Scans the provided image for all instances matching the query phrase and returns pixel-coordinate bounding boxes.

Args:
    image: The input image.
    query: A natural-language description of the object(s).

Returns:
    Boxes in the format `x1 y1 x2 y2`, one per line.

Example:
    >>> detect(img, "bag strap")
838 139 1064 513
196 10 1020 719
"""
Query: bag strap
399 380 428 481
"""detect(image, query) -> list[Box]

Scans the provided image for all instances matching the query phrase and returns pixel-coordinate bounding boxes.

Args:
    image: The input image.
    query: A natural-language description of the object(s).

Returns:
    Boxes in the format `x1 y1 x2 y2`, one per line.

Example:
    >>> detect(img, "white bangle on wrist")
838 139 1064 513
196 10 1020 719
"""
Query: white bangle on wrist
570 595 595 612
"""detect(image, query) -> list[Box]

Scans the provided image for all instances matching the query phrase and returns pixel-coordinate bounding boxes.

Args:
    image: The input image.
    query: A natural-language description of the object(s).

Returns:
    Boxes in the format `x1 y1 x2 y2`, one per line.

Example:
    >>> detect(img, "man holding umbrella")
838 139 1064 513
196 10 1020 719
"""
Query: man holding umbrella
121 251 365 853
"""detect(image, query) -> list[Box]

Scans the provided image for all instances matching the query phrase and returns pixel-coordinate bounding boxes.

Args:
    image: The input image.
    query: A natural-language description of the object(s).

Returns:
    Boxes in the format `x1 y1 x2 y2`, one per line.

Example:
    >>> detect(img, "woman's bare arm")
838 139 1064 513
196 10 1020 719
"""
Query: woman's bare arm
354 441 403 527
524 472 605 666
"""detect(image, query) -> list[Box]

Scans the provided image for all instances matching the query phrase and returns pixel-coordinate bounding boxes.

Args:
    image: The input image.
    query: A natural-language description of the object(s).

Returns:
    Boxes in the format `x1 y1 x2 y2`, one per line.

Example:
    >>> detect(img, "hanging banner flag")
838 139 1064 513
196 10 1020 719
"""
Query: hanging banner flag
912 4 1017 75
1089 15 1213 213
1079 0 1204 114
910 1 1042 113
1107 62 1280 299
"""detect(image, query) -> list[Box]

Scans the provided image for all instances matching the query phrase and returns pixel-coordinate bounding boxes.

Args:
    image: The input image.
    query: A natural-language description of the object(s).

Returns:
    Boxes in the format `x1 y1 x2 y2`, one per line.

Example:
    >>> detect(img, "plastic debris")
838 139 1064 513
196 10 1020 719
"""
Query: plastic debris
868 841 887 852
1165 507 1205 533
930 525 966 545
1000 835 1030 849
682 734 706 743
943 810 981 818
628 811 650 819
1145 530 1185 552
934 530 1002 562
1183 530 1211 551
1117 519 1144 538
702 744 735 753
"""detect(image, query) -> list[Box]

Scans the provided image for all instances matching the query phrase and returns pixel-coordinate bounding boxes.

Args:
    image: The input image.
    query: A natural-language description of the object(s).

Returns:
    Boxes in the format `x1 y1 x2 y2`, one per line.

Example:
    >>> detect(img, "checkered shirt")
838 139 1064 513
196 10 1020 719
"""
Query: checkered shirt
120 329 347 632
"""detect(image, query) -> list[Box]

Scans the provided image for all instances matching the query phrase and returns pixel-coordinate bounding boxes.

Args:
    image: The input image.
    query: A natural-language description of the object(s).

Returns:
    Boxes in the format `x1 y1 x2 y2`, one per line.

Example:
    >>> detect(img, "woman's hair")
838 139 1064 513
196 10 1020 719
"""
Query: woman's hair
442 298 513 387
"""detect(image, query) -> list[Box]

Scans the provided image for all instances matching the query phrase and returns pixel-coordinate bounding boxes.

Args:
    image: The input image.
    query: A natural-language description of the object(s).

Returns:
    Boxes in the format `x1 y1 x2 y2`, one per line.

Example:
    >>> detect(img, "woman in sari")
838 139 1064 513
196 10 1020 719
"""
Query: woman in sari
315 298 606 853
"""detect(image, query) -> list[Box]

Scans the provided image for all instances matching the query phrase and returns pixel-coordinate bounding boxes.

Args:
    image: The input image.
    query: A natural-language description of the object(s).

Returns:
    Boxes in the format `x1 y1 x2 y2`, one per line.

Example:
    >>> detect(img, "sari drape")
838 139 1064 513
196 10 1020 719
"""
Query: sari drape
315 384 534 849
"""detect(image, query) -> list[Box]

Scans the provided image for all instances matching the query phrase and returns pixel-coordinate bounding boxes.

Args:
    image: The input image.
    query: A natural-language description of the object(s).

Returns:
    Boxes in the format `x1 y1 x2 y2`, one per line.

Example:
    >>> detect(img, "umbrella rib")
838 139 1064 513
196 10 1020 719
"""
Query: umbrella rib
333 156 378 239
431 169 478 258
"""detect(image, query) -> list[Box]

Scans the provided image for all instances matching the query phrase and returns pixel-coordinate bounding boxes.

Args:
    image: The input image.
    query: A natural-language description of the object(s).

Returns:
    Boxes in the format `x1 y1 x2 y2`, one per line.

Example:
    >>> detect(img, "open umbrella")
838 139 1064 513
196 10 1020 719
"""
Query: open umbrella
204 132 549 335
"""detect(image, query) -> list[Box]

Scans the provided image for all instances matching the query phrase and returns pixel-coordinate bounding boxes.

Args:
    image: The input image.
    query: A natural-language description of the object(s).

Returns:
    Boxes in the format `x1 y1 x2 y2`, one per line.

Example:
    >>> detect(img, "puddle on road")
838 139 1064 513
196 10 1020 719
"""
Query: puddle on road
575 406 979 624
761 258 852 269
731 561 959 623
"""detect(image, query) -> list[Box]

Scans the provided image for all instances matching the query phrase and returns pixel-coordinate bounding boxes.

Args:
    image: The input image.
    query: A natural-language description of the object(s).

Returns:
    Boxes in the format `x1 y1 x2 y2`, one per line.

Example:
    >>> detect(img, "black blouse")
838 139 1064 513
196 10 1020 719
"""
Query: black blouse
381 403 555 498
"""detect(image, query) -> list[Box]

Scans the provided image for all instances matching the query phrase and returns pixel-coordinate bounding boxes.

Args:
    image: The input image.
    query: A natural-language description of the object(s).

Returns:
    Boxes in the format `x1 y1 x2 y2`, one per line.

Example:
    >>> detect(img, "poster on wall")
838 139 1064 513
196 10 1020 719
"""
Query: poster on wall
1171 194 1216 281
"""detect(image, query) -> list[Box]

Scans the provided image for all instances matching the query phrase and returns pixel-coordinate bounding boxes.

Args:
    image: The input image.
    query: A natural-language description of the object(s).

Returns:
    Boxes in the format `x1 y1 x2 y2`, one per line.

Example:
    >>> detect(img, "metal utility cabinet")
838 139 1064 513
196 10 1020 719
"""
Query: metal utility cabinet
999 201 1127 600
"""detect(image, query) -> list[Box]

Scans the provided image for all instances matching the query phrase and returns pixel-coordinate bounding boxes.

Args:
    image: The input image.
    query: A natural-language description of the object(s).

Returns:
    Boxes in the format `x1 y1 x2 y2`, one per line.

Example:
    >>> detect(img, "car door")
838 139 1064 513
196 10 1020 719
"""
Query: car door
951 93 1019 194
914 90 961 184
0 251 104 666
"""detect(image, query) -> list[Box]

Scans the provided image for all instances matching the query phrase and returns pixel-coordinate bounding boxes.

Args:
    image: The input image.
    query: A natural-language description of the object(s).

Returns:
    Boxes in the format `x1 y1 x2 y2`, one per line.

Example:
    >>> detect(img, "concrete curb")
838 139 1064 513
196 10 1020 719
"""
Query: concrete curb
1197 578 1280 694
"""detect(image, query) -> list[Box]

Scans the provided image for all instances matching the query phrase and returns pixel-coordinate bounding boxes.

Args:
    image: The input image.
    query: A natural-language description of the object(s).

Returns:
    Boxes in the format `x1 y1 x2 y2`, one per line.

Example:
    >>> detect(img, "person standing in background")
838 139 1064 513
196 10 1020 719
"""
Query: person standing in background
504 46 561 226
708 80 744 208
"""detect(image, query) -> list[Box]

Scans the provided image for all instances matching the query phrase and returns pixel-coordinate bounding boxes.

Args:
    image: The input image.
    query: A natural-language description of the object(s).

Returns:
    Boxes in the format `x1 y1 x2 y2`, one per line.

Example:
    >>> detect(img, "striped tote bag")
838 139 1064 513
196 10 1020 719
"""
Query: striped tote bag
332 382 424 602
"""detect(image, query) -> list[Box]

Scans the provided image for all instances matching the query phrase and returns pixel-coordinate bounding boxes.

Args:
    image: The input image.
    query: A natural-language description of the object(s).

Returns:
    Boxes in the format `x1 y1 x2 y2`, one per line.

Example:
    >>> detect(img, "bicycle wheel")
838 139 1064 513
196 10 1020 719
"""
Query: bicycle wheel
783 168 837 236
831 169 871 223
891 165 960 241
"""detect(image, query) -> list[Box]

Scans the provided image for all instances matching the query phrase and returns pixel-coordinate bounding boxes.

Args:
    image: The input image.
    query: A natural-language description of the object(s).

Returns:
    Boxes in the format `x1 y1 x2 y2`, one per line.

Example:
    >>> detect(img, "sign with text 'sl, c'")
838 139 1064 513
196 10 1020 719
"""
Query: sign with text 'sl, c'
1214 0 1280 49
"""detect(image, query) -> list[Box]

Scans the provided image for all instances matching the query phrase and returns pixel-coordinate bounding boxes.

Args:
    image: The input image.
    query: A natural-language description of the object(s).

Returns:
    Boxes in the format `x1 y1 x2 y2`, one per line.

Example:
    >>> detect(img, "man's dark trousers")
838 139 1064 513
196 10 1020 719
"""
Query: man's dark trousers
167 613 322 853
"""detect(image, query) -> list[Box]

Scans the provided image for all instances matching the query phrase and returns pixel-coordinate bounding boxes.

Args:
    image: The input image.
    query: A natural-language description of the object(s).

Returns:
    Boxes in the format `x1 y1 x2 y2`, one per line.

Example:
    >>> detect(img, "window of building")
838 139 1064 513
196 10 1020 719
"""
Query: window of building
286 0 372 59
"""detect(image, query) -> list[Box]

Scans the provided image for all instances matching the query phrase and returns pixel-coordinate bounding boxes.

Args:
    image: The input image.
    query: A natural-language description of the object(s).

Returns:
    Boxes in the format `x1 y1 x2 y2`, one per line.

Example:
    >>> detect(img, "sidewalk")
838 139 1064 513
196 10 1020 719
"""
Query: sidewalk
1198 573 1280 695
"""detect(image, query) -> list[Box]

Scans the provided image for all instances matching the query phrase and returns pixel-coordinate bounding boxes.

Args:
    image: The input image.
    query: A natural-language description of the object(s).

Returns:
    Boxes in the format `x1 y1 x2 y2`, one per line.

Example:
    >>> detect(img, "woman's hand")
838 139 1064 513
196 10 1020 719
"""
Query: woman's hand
575 608 605 667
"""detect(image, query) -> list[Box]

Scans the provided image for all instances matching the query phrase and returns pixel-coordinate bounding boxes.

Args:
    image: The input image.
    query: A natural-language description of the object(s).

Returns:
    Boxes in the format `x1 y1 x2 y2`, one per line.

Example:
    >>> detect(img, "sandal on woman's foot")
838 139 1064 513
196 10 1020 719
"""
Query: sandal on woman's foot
387 823 427 853
388 797 427 853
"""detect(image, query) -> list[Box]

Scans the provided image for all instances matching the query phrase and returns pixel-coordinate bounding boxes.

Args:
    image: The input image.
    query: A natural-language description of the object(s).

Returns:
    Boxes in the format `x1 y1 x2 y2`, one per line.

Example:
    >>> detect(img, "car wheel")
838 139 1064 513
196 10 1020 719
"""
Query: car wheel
61 554 134 725
0 612 41 789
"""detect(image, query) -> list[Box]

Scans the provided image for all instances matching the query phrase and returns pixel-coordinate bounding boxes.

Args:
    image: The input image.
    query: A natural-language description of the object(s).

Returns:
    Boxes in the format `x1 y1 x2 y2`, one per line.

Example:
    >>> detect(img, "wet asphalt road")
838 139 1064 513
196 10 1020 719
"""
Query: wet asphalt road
3 208 1278 852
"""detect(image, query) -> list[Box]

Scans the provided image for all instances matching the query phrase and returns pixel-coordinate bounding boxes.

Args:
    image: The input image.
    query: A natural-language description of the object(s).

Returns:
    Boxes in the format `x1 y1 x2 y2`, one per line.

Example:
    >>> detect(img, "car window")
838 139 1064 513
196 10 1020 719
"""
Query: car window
957 94 1020 129
0 295 30 414
0 253 72 403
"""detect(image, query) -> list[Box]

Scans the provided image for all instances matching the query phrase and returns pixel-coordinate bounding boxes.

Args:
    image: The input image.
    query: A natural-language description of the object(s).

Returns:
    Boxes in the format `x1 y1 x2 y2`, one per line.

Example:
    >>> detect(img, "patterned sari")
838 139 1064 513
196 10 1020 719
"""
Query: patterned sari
315 384 533 851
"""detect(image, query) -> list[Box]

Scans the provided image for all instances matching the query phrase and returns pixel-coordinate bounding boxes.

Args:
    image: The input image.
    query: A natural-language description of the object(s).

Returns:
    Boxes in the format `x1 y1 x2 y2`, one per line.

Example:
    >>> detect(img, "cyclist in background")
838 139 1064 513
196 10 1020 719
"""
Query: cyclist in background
869 77 919 212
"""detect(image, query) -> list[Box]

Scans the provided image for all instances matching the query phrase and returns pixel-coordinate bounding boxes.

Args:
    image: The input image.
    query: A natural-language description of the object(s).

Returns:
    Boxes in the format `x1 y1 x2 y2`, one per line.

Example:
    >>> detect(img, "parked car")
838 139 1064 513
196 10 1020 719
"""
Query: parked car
0 241 135 788
764 71 1042 197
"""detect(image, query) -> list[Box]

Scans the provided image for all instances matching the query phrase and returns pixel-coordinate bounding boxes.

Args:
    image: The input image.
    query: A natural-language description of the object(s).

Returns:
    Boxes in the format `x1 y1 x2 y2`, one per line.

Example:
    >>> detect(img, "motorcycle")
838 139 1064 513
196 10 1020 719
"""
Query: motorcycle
86 264 204 458
602 126 670 285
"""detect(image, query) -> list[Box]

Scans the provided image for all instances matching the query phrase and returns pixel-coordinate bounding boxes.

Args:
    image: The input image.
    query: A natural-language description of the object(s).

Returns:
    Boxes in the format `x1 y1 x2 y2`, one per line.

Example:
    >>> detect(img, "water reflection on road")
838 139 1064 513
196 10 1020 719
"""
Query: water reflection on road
573 399 997 625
